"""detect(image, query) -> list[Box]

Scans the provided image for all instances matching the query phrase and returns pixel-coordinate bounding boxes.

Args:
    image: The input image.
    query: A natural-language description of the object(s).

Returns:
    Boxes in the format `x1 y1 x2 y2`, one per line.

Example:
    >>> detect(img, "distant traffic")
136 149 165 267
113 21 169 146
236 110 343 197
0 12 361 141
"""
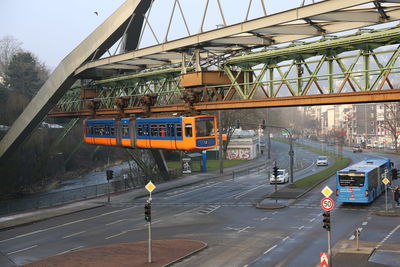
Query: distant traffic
336 158 396 203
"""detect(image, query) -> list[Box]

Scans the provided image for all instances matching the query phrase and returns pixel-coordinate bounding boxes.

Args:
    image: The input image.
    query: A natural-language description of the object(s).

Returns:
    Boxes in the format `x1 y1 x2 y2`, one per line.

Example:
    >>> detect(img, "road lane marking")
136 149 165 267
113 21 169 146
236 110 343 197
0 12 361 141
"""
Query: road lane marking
106 219 128 226
105 231 127 240
349 235 355 240
282 236 290 242
238 226 254 233
233 184 266 199
309 218 316 222
7 245 38 255
0 206 137 243
362 221 368 226
376 224 400 249
62 231 86 239
298 225 305 230
166 181 224 198
57 246 84 255
260 217 269 221
263 245 277 254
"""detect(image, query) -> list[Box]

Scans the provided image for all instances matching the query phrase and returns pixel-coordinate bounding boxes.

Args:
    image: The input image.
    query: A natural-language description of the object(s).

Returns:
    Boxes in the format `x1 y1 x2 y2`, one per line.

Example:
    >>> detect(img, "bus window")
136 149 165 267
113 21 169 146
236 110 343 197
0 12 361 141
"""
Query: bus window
122 125 129 137
339 173 365 187
196 118 214 137
159 124 167 137
176 124 182 137
185 124 192 137
151 124 158 136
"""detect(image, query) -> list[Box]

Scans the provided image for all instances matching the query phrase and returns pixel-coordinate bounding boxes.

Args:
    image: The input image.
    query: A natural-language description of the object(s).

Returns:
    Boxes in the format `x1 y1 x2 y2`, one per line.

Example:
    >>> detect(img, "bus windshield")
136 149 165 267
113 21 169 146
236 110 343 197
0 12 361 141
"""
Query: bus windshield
196 118 214 137
338 172 365 187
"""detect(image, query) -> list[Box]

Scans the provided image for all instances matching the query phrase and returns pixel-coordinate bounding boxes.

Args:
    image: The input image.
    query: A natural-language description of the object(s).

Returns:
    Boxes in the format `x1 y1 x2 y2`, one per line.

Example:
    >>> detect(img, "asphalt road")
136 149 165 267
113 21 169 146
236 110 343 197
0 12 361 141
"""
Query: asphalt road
0 140 399 266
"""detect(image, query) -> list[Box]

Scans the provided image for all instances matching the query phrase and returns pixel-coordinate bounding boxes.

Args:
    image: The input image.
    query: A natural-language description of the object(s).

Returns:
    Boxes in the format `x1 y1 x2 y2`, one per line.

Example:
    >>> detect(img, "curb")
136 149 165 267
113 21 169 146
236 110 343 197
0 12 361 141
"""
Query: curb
375 209 400 217
163 241 208 267
255 203 287 209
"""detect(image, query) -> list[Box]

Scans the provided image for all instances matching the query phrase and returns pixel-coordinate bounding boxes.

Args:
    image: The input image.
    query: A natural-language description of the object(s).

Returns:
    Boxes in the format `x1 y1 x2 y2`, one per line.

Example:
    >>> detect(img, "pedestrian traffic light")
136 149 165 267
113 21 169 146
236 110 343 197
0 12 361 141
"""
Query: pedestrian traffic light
273 166 279 177
392 168 398 180
236 119 240 129
144 203 151 222
323 211 331 231
261 119 266 129
106 170 114 180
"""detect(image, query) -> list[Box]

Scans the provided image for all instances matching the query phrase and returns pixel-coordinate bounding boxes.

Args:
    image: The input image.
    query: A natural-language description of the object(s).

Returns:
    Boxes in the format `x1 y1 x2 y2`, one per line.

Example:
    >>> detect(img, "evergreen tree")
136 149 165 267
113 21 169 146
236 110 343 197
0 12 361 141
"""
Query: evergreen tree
4 52 43 97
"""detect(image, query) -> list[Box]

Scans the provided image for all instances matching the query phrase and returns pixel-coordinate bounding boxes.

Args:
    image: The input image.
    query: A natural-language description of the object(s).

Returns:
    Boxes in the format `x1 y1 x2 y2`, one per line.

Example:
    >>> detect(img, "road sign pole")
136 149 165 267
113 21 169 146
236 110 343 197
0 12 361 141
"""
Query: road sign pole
356 229 360 251
328 230 332 267
144 181 156 264
107 180 110 203
148 199 152 263
385 183 388 212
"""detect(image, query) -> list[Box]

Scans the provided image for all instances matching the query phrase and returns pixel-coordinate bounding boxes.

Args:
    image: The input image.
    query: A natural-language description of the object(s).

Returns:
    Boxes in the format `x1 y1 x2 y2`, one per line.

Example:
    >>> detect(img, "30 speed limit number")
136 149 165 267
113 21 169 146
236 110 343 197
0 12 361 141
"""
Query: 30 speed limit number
321 197 334 211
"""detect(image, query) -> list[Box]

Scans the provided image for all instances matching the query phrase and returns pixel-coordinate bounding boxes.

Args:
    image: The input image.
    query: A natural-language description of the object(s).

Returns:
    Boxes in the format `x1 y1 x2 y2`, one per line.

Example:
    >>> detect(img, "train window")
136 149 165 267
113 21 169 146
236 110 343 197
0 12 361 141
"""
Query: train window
122 125 129 137
138 125 143 136
143 125 149 136
176 124 182 137
196 118 214 137
185 124 193 137
167 124 175 137
151 124 158 136
159 124 167 137
110 126 115 136
95 125 105 135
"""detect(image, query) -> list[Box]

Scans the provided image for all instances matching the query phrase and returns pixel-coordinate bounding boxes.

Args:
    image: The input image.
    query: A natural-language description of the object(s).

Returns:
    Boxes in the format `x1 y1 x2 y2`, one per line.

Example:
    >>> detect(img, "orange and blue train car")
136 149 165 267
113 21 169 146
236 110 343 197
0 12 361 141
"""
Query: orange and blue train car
83 115 218 151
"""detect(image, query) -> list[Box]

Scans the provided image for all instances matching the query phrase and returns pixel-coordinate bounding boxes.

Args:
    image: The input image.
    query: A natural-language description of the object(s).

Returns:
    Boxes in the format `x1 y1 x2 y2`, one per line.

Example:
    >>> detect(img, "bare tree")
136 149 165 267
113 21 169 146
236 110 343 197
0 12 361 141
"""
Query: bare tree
0 35 22 78
382 103 400 152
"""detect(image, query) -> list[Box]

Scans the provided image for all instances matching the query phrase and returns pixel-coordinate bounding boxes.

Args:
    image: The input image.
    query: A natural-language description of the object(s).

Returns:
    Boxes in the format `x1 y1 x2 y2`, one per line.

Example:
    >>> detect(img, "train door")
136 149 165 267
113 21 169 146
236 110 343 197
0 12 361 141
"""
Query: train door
144 124 151 148
167 123 177 149
130 119 136 148
116 120 122 146
83 120 94 144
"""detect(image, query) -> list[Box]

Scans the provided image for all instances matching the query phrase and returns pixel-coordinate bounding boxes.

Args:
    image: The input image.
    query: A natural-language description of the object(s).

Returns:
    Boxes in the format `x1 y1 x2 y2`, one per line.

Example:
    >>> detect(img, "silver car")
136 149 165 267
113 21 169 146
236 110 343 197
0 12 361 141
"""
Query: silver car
317 156 328 166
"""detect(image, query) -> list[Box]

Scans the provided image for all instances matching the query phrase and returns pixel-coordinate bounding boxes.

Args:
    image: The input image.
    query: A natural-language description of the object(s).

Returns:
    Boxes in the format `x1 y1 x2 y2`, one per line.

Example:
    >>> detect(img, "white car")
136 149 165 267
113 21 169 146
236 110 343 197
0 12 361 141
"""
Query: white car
317 156 328 166
270 169 289 184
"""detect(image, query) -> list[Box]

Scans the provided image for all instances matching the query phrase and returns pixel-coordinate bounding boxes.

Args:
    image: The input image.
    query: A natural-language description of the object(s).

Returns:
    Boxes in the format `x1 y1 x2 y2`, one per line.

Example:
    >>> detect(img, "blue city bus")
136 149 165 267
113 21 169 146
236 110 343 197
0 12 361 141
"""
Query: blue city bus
336 158 393 203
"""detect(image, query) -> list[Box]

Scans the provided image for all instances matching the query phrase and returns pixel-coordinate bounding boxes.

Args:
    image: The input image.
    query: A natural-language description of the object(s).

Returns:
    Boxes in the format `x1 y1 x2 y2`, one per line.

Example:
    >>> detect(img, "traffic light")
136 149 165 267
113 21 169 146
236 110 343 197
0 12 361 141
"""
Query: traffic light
273 166 279 177
106 170 114 180
236 119 240 129
261 119 266 129
322 211 331 231
144 203 151 222
392 168 398 180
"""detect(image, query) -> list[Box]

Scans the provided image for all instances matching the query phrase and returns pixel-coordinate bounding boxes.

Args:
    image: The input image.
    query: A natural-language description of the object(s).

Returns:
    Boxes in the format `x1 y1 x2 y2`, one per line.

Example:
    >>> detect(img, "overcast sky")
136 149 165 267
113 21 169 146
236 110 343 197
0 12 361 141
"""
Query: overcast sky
0 0 310 69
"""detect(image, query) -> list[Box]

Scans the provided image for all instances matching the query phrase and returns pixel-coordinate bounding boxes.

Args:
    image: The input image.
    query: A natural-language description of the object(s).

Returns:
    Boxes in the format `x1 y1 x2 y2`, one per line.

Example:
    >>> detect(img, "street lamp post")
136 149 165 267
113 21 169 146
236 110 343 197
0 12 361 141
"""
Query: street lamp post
267 125 294 184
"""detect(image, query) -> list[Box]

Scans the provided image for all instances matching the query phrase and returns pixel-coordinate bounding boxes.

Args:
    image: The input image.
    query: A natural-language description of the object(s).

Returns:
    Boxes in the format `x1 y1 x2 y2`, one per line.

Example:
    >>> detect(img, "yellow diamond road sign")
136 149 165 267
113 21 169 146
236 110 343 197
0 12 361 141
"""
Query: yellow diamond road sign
145 181 156 193
321 186 333 198
382 178 390 185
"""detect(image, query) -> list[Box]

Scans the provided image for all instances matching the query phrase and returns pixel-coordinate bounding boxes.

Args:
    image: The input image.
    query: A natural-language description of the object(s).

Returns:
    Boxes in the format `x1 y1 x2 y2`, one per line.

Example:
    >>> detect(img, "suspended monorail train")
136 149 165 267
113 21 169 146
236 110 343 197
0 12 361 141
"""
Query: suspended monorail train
83 114 218 150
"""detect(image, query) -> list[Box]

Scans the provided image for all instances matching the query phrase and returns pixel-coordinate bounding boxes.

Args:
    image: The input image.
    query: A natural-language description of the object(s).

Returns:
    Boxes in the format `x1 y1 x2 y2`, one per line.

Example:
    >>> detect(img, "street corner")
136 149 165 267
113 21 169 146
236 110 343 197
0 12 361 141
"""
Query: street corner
256 198 293 209
24 239 208 267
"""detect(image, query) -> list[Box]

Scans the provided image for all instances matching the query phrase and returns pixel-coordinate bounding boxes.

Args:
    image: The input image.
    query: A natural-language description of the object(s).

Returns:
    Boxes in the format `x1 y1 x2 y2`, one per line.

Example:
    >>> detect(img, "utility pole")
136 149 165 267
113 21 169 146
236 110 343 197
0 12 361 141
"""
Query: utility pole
218 110 223 174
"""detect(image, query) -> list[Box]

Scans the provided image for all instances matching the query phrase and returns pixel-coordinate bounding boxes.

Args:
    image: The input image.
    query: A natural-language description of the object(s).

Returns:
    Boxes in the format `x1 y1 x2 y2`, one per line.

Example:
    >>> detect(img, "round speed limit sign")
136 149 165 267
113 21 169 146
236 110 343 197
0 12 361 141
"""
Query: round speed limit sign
321 197 334 211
